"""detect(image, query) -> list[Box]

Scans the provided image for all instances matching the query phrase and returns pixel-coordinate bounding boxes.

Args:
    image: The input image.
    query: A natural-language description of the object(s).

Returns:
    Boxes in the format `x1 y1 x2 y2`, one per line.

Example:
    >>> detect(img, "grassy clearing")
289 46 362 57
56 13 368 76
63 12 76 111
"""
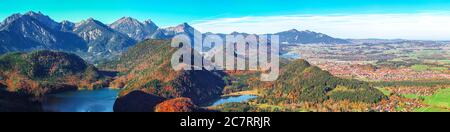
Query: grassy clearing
377 88 391 96
410 65 429 71
438 60 450 65
402 94 422 99
385 86 450 112
424 88 450 108
410 64 447 72
413 88 450 112
415 107 449 112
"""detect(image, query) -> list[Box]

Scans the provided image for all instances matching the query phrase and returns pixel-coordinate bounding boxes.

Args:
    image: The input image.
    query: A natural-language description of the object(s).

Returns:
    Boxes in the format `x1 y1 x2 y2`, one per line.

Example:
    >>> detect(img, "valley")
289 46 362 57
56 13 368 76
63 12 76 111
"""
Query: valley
0 11 448 112
283 41 449 81
277 41 450 112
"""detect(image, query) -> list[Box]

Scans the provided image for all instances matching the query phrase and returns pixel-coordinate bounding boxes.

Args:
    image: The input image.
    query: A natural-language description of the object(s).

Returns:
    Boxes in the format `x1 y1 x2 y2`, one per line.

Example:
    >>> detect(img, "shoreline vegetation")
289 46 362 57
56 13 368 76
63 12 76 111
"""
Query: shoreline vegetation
221 90 260 97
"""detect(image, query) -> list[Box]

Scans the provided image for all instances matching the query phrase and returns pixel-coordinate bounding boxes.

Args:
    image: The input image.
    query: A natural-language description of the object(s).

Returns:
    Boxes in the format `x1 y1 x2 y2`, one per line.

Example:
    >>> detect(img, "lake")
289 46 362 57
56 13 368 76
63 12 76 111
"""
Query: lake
42 88 120 112
281 52 301 59
42 88 257 112
203 94 258 107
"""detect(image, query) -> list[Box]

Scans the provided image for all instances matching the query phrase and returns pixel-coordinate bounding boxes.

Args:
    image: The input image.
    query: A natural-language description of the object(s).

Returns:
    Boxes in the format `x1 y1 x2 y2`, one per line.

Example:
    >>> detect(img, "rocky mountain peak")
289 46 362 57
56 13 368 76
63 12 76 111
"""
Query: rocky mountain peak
0 13 22 29
60 20 75 31
23 11 60 30
287 29 299 32
76 18 110 30
109 17 159 41
110 17 142 30
24 11 44 17
144 19 155 24
113 17 141 25
167 22 194 33
177 23 193 29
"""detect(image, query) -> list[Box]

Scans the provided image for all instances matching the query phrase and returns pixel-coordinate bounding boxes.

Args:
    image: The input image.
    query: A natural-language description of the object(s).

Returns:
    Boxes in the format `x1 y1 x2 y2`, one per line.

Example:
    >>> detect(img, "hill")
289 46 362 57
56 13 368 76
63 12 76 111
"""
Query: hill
155 97 202 112
109 40 225 106
0 50 108 97
113 90 165 112
275 29 350 44
260 59 385 104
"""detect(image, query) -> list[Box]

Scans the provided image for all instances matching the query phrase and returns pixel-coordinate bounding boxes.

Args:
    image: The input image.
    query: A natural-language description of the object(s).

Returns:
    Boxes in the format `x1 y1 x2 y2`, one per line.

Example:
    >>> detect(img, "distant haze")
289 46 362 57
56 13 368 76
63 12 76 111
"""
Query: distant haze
2 0 450 40
192 13 450 41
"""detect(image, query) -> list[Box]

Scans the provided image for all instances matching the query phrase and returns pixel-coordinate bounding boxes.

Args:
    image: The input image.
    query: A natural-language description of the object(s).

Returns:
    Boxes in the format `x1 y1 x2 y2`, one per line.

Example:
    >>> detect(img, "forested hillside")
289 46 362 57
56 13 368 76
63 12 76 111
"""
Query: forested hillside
259 59 385 104
110 40 225 107
0 50 108 96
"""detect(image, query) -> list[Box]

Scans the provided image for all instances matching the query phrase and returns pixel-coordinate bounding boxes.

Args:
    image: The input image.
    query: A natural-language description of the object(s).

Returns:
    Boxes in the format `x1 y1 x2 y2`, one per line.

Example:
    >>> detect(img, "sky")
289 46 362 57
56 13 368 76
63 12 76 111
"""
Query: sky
2 0 450 40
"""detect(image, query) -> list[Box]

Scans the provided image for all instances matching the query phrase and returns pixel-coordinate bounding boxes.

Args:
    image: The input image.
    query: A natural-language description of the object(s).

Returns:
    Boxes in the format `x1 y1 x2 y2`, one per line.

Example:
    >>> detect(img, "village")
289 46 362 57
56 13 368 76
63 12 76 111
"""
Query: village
281 41 450 112
317 62 450 81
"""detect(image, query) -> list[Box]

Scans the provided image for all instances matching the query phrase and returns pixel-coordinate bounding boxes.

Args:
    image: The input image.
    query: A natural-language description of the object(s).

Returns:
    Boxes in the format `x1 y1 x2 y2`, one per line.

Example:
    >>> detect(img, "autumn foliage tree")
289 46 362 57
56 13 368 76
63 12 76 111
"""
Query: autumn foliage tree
155 98 198 112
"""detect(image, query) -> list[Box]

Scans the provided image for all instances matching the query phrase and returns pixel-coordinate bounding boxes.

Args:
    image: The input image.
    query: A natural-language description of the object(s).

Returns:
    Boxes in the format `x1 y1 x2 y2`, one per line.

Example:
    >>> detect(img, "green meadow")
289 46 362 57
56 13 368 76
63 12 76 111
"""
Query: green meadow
413 88 450 112
410 64 447 72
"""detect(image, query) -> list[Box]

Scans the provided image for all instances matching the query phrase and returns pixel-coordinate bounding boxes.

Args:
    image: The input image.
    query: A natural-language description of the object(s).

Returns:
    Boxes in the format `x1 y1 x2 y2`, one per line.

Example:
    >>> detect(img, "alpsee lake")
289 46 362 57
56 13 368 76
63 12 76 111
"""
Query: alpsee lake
42 89 257 112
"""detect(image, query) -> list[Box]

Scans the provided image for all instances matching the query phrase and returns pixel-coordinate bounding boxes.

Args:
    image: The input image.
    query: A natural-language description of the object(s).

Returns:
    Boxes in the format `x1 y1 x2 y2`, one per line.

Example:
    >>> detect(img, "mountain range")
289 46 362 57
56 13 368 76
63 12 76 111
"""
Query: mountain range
0 11 350 62
275 29 350 44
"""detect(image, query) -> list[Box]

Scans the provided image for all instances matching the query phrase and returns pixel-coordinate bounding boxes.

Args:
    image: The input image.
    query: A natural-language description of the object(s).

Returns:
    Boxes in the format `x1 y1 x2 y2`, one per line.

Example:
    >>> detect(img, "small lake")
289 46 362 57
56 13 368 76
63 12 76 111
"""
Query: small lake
42 89 120 112
281 52 301 59
204 94 258 107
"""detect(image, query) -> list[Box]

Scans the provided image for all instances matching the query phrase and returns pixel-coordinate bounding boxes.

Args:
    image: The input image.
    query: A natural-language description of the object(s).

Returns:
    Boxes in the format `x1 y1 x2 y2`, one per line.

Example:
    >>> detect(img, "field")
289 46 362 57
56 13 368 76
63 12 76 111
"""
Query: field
410 64 447 72
379 87 450 112
416 88 450 112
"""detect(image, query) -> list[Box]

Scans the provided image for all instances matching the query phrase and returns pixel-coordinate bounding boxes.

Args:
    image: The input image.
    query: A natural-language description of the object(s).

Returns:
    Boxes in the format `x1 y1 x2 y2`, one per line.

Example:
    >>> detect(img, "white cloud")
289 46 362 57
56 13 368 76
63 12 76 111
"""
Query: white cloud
192 13 450 40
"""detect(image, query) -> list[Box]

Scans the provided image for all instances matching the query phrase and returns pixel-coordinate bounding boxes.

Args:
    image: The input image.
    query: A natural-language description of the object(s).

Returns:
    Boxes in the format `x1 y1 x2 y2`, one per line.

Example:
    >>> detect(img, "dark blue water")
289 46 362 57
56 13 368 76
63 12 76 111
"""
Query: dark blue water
42 89 256 112
206 95 258 107
42 89 120 112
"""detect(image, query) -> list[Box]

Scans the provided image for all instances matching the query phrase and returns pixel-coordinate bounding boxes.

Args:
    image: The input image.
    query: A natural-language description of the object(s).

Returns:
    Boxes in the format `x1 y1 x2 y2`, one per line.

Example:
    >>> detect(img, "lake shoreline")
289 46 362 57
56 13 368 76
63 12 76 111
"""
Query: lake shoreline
42 88 120 112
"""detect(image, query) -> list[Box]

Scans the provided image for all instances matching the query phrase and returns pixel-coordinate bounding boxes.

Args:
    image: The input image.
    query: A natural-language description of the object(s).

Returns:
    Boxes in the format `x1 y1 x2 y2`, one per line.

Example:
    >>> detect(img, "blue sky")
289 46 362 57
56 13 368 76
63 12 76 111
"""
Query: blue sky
2 0 450 39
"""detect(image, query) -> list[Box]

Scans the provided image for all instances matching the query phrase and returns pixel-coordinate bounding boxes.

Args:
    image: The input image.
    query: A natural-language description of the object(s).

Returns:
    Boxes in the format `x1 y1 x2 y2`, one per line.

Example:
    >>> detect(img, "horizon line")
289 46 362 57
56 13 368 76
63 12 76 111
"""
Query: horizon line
3 11 450 41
